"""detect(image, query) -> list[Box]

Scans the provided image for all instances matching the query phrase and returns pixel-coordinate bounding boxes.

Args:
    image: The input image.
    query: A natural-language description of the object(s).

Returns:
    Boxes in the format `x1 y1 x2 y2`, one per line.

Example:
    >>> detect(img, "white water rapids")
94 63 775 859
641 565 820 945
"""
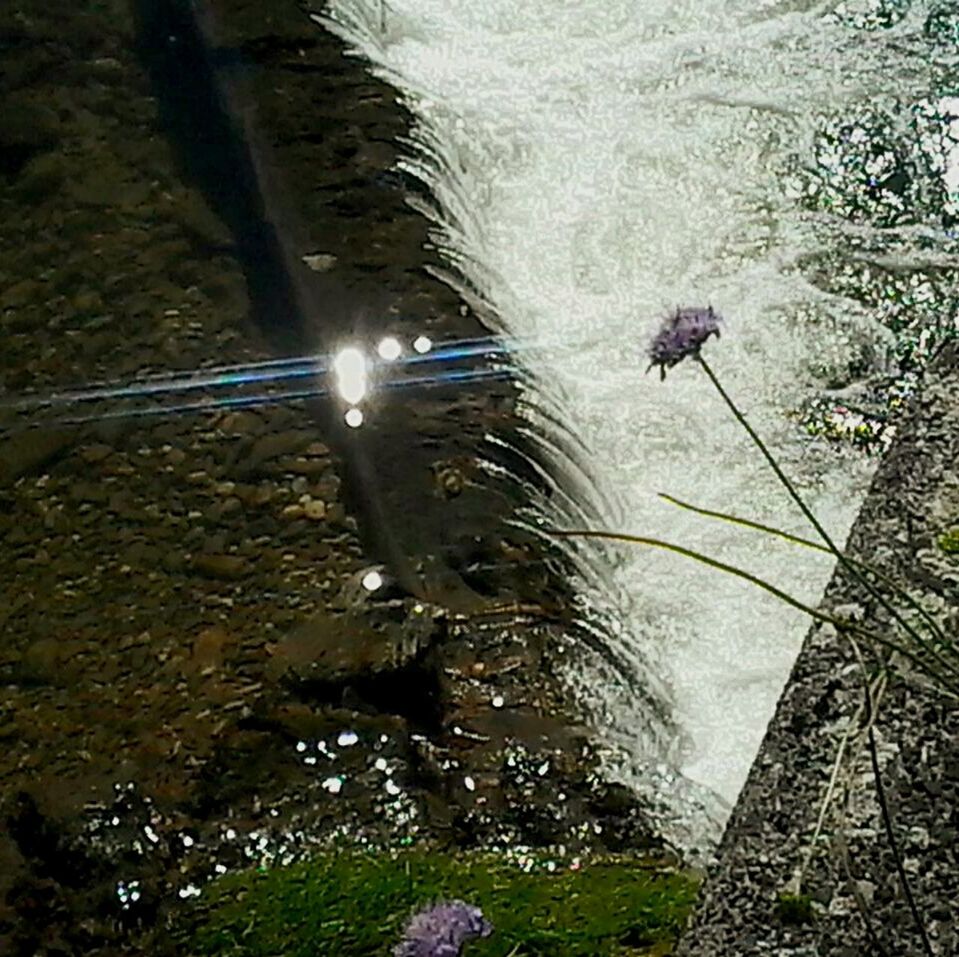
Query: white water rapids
316 0 957 846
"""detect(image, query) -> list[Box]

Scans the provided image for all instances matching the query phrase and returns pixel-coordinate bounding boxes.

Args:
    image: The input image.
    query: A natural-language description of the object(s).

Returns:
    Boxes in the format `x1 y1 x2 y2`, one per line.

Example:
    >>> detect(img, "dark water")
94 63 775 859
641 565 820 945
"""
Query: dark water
0 2 666 953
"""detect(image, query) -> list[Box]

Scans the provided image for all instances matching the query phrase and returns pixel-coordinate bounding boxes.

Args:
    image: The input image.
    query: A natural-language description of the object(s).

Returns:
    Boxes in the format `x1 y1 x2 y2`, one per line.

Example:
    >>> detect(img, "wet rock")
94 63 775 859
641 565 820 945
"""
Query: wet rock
302 252 337 272
216 410 263 436
71 290 103 314
70 159 152 208
303 498 326 520
219 496 243 517
0 277 43 310
167 189 232 246
79 444 114 464
68 481 109 505
203 532 228 554
192 553 249 580
253 483 275 505
16 638 75 687
246 431 316 471
283 457 327 476
161 551 185 573
0 430 73 485
188 625 231 672
12 151 65 202
268 603 438 686
123 541 158 567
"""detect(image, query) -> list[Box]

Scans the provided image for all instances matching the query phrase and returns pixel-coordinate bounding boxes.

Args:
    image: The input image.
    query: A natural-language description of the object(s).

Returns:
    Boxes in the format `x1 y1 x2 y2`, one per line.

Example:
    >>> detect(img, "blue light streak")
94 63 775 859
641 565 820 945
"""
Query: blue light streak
0 335 515 417
1 348 516 432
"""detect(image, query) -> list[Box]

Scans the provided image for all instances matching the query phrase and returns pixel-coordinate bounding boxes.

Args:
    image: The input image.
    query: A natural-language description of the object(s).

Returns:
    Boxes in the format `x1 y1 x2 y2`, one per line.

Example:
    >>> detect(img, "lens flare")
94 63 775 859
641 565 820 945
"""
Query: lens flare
377 336 402 361
361 569 383 591
333 346 368 405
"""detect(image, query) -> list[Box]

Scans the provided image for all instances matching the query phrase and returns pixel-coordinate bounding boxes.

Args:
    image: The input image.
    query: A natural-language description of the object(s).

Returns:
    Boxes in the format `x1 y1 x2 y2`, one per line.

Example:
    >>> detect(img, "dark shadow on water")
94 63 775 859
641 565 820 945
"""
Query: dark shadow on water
132 0 309 353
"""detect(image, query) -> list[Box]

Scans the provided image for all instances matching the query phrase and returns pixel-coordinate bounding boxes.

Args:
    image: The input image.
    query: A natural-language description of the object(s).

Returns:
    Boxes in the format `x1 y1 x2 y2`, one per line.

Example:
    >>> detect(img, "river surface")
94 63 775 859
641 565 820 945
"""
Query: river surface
318 0 959 836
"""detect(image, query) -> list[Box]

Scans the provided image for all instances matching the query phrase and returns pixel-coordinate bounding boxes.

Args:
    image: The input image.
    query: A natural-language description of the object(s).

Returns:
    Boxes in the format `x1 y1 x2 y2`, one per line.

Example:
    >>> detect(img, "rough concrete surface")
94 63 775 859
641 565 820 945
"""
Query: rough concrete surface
679 341 959 955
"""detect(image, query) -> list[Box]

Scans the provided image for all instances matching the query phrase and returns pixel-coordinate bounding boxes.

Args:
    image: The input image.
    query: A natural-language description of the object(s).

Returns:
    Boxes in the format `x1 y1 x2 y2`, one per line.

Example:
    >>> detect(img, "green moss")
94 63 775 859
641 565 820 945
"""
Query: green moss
172 847 700 956
937 527 959 555
775 892 815 925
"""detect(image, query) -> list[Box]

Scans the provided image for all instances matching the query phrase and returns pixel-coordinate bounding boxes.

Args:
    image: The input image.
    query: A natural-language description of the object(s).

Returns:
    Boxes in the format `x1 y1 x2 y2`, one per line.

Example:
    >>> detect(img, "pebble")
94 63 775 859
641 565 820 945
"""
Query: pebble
192 554 249 580
248 430 315 467
304 499 327 521
80 444 114 464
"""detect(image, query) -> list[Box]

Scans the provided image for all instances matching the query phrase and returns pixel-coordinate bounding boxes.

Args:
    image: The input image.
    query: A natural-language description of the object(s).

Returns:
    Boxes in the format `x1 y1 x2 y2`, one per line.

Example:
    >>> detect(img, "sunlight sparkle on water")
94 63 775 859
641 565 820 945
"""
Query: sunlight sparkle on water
333 346 368 404
361 569 384 590
377 335 403 360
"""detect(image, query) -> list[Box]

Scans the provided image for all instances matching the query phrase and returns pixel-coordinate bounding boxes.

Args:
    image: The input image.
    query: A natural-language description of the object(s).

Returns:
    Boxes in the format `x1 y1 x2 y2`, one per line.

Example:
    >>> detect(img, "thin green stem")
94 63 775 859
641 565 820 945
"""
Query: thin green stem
848 638 934 957
695 355 958 682
548 528 959 697
658 492 952 659
658 492 830 552
695 356 843 552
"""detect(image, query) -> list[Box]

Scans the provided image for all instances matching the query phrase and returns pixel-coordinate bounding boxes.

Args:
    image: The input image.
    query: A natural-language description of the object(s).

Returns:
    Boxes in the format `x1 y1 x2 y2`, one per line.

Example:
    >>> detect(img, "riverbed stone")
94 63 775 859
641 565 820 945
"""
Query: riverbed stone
0 429 74 485
303 497 326 520
191 553 249 580
246 430 316 469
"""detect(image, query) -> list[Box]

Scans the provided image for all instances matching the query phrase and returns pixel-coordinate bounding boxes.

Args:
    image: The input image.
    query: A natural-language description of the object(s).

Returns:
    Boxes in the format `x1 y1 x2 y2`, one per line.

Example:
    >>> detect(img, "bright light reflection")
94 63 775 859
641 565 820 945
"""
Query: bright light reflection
377 336 402 360
413 335 432 354
333 346 367 404
345 407 364 428
362 569 383 591
322 776 343 795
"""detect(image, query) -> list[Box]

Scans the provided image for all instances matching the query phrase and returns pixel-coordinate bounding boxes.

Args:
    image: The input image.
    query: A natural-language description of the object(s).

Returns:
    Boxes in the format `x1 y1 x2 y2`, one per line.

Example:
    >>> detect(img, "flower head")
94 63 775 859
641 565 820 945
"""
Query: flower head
646 305 722 379
394 900 493 957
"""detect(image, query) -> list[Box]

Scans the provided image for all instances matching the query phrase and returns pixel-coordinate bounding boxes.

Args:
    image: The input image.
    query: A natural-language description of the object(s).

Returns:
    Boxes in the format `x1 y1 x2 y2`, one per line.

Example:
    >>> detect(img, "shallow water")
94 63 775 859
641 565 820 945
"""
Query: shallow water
318 0 959 836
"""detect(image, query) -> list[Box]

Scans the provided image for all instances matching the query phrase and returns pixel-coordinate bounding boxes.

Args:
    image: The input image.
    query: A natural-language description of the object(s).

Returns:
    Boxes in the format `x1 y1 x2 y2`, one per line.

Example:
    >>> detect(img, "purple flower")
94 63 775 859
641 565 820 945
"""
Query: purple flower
646 305 722 379
394 900 493 957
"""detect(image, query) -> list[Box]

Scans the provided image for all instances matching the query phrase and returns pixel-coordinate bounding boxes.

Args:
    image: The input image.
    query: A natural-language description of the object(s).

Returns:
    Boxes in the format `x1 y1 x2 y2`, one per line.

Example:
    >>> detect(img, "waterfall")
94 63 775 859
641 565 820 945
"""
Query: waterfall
314 0 959 845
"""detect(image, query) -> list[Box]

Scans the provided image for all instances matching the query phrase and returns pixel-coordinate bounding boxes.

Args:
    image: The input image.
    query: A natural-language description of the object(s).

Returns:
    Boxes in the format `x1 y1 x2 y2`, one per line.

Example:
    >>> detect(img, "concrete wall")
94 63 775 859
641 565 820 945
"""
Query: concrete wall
678 342 959 955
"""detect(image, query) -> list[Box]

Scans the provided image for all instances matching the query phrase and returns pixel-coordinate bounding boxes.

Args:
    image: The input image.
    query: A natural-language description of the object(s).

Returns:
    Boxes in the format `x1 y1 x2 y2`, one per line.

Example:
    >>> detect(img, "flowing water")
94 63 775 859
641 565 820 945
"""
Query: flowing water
315 0 959 841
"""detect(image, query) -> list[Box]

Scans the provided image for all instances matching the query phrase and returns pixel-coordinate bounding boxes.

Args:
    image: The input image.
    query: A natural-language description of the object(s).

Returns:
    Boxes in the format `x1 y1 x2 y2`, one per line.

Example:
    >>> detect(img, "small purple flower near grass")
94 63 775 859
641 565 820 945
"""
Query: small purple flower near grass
394 900 493 957
646 305 722 379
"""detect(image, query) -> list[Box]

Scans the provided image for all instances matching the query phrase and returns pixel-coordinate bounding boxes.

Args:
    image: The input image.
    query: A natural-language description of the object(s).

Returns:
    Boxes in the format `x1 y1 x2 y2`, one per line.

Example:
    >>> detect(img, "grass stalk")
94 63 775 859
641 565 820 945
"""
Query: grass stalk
848 638 934 957
657 492 955 675
695 355 957 684
549 528 959 698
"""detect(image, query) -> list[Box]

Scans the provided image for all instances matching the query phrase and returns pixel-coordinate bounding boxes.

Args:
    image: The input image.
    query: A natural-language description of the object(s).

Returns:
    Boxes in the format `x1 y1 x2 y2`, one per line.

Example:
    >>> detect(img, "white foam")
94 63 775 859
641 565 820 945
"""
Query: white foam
318 0 948 839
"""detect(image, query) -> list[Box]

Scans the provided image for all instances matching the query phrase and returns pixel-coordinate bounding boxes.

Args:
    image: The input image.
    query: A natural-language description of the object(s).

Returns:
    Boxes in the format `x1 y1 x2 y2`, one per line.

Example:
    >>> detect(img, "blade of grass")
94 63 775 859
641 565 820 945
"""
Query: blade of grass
848 637 934 957
695 355 954 686
657 492 952 663
548 528 959 698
